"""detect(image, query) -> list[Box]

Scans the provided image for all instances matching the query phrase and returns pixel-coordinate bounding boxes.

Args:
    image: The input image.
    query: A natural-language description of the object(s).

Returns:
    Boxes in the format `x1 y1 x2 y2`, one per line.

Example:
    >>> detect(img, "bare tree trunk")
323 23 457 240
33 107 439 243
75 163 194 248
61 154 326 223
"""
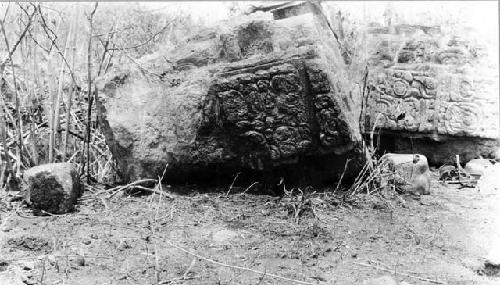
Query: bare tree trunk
53 20 73 155
30 34 38 165
47 50 55 163
1 18 25 177
0 92 11 184
46 19 62 163
85 2 98 183
64 8 79 160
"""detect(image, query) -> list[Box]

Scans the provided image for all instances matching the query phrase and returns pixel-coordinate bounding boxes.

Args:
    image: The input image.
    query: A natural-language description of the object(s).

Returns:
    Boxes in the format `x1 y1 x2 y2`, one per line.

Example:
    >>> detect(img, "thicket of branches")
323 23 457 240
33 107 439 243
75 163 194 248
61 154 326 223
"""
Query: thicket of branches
0 2 196 189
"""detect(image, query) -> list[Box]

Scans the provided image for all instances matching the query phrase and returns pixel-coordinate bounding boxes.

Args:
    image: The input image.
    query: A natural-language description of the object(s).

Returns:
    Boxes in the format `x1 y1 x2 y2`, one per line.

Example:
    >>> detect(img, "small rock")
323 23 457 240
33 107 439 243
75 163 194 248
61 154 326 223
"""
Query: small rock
363 275 398 285
23 163 82 215
76 256 85 266
0 261 9 272
70 255 85 267
17 260 36 271
90 233 98 239
494 148 500 161
82 240 91 245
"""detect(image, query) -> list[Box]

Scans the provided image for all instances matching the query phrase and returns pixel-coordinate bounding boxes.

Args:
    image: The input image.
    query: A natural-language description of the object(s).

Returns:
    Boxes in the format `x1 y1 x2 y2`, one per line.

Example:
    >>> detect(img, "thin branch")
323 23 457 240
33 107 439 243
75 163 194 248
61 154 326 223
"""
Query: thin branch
226 172 241 196
0 4 37 75
63 8 79 159
35 5 80 88
107 22 173 51
162 238 316 285
334 158 351 193
84 2 98 182
92 25 135 38
0 4 36 176
353 261 447 284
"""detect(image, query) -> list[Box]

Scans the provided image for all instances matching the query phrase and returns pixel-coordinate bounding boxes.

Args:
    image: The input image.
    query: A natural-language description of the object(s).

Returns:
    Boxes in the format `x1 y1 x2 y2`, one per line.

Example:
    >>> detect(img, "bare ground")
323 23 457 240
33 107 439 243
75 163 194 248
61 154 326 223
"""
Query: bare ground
1 171 499 285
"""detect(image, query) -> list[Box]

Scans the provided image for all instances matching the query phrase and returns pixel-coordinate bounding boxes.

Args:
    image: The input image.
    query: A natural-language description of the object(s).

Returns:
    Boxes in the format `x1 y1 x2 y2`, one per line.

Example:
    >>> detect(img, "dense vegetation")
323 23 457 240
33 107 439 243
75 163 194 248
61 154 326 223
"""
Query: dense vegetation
0 2 204 188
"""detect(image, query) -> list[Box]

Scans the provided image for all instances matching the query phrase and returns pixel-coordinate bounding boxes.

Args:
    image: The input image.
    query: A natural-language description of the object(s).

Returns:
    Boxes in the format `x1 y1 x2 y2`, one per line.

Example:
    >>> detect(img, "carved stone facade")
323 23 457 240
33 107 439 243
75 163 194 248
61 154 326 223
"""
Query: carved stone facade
196 59 355 171
365 23 499 163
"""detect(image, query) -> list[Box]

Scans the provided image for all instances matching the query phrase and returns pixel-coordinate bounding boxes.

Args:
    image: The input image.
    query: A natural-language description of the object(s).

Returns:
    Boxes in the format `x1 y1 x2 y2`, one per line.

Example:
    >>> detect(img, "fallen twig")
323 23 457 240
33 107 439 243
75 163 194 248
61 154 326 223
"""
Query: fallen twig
162 238 315 285
226 172 241 196
96 178 157 196
334 158 351 193
239 181 259 195
353 260 447 284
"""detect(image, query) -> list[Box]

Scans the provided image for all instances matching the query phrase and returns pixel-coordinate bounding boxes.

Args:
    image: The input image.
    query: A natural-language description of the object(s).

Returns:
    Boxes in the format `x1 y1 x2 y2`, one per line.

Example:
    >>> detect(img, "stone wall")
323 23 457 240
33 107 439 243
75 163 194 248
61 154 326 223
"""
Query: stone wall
365 23 499 164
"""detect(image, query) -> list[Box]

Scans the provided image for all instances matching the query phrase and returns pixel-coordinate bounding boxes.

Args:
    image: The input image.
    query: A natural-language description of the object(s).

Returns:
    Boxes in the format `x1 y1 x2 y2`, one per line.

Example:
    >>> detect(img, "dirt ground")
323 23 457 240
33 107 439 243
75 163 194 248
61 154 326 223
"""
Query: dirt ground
1 170 499 285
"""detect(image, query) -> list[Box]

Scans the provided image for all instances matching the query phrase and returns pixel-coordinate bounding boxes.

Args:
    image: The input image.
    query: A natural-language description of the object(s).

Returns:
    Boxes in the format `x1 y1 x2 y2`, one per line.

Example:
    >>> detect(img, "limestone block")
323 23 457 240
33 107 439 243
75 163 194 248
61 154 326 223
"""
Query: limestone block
381 153 431 195
464 159 494 177
23 163 82 215
98 12 363 184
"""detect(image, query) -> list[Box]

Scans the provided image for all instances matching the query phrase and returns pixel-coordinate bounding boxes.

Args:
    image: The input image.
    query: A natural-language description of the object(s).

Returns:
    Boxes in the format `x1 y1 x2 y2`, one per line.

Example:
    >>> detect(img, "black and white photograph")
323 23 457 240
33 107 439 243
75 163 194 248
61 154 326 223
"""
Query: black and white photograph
0 1 499 284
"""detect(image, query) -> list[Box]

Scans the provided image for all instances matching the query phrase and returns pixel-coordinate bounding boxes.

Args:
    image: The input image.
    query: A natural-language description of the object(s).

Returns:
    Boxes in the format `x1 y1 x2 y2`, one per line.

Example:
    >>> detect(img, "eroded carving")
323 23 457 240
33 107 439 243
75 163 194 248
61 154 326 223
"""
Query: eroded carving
199 61 353 169
368 69 438 133
443 102 480 134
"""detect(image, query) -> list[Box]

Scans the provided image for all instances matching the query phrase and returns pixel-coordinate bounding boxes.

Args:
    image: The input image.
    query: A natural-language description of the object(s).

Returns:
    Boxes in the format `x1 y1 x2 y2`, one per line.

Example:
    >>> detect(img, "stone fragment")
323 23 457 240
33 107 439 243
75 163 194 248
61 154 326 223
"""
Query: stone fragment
381 153 431 195
71 255 86 267
477 163 500 192
494 148 500 161
464 159 493 177
23 163 82 215
362 275 398 285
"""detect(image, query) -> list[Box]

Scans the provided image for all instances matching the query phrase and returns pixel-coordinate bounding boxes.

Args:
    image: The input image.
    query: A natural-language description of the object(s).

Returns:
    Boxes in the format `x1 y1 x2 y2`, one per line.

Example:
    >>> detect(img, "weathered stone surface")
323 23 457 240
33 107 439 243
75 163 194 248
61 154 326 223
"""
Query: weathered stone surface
23 163 82 214
365 23 499 164
98 9 363 185
380 153 431 195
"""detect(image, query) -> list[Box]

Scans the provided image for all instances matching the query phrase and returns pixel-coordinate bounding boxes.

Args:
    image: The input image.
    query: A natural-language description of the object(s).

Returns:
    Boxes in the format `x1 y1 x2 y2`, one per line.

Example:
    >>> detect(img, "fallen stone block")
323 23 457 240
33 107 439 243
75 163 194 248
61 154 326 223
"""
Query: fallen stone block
380 153 431 195
23 163 82 215
98 10 364 185
464 158 494 177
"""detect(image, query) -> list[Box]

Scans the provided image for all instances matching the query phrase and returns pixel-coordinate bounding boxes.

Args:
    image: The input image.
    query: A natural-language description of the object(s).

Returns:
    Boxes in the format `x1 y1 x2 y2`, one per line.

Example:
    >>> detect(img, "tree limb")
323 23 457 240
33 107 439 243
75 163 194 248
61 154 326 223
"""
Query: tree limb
0 4 37 75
